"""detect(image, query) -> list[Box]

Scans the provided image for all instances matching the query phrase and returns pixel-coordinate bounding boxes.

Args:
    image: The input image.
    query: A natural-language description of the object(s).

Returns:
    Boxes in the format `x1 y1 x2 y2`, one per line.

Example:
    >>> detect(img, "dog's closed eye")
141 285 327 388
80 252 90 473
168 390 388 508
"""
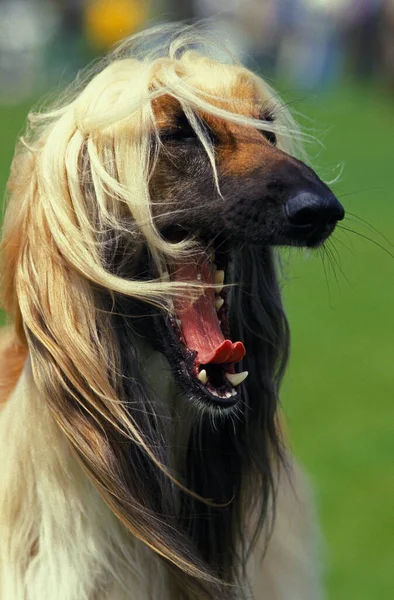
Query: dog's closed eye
160 112 216 144
259 110 277 146
160 112 196 141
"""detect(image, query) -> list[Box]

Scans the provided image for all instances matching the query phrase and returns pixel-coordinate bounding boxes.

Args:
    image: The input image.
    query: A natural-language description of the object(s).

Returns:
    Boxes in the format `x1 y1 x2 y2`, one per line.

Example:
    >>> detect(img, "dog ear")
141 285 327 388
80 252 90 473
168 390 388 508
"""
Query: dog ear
228 246 289 538
1 149 34 342
175 247 289 584
230 245 290 402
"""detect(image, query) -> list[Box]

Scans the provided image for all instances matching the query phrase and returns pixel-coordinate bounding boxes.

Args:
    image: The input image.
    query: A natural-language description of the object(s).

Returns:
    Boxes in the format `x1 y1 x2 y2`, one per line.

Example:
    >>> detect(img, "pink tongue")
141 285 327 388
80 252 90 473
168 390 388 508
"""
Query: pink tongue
173 260 246 365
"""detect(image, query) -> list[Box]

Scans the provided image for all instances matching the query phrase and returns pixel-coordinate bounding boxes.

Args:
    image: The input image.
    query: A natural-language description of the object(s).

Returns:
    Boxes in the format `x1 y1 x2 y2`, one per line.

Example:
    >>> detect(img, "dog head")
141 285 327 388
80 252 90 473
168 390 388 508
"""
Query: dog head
106 48 344 411
1 26 344 599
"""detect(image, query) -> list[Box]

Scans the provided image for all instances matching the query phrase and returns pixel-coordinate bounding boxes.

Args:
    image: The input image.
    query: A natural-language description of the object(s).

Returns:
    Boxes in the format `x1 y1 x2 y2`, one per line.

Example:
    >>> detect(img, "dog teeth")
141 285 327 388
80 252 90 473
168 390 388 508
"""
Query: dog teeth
197 369 208 385
225 391 232 398
214 270 225 285
225 371 248 387
215 298 224 311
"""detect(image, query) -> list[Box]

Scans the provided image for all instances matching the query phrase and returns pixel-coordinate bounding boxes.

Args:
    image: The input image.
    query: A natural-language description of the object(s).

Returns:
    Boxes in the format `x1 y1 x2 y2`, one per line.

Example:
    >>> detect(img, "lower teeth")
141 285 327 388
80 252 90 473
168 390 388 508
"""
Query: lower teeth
206 385 237 399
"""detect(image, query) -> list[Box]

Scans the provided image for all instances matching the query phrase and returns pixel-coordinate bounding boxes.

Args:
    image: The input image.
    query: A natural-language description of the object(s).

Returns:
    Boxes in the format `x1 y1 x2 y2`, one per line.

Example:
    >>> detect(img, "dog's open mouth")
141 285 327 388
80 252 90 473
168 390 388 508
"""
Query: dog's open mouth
168 251 247 407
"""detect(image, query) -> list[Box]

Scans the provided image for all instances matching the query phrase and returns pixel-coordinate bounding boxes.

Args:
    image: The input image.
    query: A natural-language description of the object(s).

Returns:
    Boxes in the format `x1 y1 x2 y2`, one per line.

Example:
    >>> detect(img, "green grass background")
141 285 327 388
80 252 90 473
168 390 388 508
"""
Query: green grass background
1 86 393 598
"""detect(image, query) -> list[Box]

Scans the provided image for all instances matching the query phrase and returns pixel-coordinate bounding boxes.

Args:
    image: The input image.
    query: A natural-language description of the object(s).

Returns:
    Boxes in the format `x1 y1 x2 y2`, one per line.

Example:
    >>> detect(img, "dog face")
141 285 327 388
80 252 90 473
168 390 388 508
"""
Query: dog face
2 50 344 416
135 60 345 410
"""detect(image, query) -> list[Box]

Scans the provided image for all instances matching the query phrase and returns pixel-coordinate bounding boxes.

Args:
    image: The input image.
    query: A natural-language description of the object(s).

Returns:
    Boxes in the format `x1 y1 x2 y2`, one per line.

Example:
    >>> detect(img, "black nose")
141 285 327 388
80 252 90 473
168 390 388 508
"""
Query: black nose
285 191 345 227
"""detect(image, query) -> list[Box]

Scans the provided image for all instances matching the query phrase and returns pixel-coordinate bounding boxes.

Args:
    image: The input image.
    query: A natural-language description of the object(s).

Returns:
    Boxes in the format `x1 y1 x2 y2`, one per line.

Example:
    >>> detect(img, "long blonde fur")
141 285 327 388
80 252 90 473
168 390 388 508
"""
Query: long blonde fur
0 23 321 600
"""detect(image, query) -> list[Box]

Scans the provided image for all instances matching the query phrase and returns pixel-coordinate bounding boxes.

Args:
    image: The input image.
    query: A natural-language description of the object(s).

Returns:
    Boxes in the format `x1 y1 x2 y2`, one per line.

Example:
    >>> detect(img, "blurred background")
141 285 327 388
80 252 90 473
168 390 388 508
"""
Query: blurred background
0 1 393 598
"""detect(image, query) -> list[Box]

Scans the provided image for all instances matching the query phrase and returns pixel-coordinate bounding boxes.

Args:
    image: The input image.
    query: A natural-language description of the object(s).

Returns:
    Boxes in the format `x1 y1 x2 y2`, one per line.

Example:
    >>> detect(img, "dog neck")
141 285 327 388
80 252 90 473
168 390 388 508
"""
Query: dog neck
0 358 174 600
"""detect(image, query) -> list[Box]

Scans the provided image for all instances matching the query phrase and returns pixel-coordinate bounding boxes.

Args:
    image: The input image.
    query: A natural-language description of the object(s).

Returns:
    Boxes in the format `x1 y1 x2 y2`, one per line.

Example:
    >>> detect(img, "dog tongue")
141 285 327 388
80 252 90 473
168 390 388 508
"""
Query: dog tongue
173 260 245 365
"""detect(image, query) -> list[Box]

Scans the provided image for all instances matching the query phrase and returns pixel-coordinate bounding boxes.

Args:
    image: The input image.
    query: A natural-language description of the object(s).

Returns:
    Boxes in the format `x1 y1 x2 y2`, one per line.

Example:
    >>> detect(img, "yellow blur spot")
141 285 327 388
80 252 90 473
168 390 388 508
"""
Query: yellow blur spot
84 0 149 50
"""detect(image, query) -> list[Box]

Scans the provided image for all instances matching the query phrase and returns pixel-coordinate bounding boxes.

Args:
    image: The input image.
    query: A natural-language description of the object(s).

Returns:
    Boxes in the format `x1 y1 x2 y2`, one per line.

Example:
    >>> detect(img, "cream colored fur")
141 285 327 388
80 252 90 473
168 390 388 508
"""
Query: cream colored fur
249 466 324 600
0 357 169 600
0 348 323 600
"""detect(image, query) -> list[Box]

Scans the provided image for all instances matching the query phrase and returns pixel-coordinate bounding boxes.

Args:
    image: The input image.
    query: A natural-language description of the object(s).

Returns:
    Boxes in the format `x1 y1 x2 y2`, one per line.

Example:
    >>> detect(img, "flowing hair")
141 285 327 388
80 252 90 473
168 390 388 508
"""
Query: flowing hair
0 23 303 599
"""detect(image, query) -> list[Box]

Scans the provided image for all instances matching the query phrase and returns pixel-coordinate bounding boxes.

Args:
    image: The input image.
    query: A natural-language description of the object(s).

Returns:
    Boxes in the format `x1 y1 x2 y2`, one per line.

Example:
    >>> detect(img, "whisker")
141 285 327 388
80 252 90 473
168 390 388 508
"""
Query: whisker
323 244 340 289
333 232 356 255
334 186 384 199
327 237 342 266
325 239 350 286
338 225 394 259
319 247 333 305
345 211 394 249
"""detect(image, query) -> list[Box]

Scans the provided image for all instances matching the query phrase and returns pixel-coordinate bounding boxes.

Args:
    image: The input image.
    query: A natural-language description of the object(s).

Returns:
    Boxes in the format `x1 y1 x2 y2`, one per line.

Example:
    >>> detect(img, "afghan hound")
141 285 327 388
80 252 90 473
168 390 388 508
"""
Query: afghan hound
0 24 344 600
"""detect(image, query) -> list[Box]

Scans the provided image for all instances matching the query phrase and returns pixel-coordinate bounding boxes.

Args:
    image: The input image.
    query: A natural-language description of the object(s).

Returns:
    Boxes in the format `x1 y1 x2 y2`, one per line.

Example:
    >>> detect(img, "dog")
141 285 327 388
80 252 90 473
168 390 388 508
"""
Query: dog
0 25 344 600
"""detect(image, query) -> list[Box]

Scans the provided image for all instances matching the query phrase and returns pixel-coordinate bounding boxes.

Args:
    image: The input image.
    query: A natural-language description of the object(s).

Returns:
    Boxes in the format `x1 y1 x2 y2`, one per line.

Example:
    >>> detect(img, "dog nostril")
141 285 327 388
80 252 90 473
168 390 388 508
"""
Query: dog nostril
285 192 344 227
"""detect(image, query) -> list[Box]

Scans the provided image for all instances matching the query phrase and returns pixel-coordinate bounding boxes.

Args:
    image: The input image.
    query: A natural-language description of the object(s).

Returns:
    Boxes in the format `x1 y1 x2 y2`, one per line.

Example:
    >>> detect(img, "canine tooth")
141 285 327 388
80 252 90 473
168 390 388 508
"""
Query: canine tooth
197 369 208 385
225 391 232 398
215 298 224 311
225 371 248 387
214 270 225 285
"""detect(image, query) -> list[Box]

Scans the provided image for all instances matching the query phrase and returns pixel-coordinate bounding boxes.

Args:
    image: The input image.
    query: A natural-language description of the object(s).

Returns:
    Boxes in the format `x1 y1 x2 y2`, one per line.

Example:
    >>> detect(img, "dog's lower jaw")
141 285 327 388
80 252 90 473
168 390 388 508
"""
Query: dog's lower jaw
0 350 323 600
